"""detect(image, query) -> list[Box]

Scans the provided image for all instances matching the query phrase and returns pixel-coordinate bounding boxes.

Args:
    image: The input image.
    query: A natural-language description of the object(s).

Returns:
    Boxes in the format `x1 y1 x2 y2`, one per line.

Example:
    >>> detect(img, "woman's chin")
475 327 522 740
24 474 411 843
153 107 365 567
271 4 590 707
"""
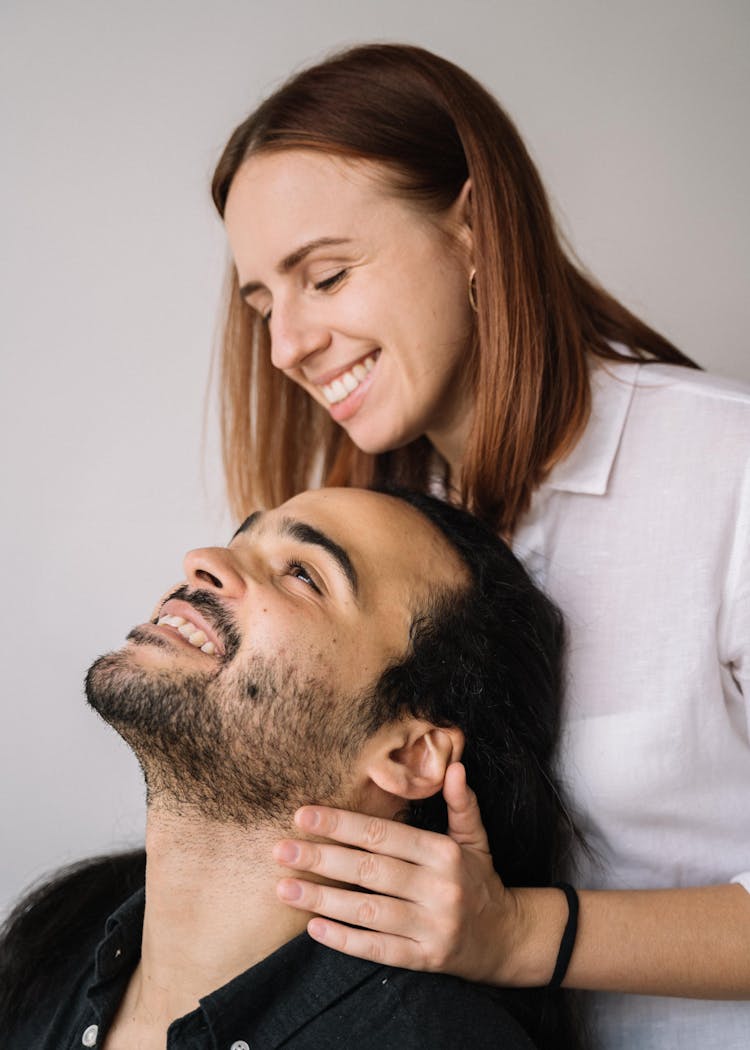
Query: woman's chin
342 417 422 457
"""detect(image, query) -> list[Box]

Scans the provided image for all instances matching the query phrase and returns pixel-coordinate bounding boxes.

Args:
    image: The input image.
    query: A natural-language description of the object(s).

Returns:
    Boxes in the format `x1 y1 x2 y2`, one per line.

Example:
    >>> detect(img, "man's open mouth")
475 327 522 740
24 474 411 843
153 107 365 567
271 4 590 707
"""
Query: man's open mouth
153 595 227 656
156 614 217 654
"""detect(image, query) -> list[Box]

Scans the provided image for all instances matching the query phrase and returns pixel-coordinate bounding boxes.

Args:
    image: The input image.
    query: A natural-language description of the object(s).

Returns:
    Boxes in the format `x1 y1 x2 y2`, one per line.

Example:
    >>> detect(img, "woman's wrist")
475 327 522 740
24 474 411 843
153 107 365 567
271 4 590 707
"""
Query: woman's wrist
498 884 750 998
493 886 571 987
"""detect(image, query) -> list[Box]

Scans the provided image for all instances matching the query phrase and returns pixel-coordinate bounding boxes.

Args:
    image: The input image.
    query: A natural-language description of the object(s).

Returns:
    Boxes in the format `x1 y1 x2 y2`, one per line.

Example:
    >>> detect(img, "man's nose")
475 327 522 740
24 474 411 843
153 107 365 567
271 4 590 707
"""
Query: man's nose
183 547 246 597
269 298 331 372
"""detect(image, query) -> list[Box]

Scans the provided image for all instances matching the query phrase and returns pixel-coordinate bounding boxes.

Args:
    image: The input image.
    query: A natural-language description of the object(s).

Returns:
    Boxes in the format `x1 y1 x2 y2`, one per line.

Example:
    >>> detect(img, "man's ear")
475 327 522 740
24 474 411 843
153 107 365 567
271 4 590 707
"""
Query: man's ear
363 720 465 801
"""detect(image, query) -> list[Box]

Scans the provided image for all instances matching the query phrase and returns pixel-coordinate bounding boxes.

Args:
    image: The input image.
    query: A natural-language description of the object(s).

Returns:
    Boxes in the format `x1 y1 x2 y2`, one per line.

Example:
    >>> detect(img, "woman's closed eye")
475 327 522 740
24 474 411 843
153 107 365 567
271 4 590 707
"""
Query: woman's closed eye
248 298 272 323
257 269 348 323
314 269 348 292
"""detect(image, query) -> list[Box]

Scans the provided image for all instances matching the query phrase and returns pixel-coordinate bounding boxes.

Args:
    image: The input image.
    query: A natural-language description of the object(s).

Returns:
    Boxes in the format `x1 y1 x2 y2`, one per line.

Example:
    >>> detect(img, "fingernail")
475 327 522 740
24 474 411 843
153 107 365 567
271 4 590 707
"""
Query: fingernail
277 879 303 901
308 917 327 939
296 807 320 830
275 842 300 863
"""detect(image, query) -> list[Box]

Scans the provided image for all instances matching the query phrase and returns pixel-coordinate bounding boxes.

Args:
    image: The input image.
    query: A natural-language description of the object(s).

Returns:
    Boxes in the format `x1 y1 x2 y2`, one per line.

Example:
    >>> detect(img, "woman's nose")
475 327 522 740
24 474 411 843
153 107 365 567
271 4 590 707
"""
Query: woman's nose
269 300 331 372
183 547 246 597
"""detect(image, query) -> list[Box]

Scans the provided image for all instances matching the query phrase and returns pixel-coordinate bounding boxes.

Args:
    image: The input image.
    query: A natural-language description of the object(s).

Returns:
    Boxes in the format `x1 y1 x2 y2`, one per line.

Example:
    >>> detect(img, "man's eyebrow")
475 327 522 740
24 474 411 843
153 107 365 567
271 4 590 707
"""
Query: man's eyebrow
239 237 353 300
230 510 359 597
231 510 262 541
279 517 359 597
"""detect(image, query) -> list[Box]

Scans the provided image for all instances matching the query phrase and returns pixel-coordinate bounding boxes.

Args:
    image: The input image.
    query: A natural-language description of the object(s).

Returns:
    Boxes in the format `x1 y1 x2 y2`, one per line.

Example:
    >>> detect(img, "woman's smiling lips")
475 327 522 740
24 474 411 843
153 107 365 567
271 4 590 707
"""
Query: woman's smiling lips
311 350 380 422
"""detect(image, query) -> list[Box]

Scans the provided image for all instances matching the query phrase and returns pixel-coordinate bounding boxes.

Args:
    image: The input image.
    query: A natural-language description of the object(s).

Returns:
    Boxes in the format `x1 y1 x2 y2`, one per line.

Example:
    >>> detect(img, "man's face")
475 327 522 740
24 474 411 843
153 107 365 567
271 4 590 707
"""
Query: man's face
85 489 466 824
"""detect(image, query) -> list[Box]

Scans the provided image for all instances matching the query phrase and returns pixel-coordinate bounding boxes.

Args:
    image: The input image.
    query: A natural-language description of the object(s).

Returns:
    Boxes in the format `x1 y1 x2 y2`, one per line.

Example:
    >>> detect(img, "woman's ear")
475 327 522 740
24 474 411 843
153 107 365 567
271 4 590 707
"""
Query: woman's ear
363 720 465 801
456 177 473 228
449 178 474 258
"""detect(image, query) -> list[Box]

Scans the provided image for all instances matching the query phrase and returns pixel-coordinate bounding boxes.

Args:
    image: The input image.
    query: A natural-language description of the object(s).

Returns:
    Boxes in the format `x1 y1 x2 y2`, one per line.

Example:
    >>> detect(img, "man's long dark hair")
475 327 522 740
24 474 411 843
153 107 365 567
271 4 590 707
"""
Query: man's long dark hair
0 489 581 1047
373 489 582 1049
374 488 573 891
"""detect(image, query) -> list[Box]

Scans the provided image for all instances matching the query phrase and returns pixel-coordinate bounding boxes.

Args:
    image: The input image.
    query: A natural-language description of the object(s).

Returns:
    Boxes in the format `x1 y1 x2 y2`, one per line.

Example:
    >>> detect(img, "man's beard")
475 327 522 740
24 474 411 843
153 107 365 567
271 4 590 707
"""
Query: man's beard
84 590 370 826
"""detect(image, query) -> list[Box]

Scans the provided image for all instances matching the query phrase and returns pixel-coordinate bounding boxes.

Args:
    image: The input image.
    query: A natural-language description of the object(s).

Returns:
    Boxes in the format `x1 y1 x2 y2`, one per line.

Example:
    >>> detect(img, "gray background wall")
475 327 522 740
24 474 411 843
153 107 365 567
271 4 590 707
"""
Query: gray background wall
2 0 748 918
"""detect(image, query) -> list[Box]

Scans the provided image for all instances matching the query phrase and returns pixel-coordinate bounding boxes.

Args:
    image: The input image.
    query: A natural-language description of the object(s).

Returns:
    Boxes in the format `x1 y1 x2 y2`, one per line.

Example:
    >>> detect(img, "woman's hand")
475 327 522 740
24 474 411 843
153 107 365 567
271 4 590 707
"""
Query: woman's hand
275 761 750 997
273 762 524 984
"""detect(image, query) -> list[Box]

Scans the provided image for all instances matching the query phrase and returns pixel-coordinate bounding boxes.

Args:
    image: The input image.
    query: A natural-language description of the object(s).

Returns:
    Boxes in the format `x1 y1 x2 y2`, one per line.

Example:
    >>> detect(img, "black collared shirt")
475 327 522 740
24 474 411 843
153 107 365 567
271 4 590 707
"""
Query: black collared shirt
8 888 537 1049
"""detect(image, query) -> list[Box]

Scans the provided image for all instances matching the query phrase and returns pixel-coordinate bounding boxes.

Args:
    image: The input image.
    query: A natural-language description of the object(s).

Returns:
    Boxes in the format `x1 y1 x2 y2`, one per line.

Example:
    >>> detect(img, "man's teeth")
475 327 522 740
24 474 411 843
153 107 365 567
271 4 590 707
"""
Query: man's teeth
322 354 376 405
157 615 216 654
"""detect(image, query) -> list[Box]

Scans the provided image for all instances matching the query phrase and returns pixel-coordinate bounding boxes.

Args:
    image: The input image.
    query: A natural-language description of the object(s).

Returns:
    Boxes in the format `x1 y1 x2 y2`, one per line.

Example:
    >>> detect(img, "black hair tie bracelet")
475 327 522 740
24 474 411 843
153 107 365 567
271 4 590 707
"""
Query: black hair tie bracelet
548 882 579 989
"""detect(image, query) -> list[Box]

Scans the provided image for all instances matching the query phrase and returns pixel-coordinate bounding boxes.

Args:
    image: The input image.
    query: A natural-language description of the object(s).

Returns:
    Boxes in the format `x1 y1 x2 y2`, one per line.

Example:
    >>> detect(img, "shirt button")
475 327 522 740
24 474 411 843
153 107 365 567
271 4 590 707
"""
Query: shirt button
230 1042 250 1050
82 1025 99 1047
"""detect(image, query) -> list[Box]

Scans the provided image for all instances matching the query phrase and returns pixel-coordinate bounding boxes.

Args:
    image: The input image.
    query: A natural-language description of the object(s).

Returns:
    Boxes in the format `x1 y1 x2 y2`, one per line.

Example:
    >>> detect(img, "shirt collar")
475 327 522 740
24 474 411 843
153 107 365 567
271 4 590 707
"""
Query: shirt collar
86 884 385 1049
201 933 384 1048
545 358 640 495
75 888 146 1042
93 886 145 984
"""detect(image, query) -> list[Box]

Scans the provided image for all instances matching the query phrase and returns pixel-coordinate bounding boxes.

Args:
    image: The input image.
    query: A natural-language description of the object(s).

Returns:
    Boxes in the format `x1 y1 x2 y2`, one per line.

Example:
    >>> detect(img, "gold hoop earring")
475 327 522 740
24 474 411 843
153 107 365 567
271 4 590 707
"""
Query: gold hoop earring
468 269 478 312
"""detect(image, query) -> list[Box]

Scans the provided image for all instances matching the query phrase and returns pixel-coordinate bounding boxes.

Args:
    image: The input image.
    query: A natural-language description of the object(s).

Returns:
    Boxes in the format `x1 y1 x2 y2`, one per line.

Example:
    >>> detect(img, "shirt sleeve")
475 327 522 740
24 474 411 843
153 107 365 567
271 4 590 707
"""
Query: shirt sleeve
731 873 750 894
723 450 750 892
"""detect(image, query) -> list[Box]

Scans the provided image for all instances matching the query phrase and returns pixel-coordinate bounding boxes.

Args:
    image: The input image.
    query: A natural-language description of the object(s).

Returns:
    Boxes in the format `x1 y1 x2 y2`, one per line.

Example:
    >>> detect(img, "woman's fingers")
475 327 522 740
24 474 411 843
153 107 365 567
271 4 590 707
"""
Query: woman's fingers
274 840 430 902
444 762 492 853
306 918 424 970
277 878 421 939
277 881 466 971
292 805 461 868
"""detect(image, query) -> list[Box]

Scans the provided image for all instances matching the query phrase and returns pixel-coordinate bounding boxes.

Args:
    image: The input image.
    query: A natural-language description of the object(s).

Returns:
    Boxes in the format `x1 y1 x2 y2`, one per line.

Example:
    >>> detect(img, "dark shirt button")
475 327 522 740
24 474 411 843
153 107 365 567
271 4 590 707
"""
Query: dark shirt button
81 1024 99 1046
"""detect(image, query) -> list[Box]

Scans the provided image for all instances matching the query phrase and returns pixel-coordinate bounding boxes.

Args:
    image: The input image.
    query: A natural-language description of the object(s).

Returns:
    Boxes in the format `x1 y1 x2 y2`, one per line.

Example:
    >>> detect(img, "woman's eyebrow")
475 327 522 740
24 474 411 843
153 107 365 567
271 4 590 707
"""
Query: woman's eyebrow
239 237 352 299
229 510 359 598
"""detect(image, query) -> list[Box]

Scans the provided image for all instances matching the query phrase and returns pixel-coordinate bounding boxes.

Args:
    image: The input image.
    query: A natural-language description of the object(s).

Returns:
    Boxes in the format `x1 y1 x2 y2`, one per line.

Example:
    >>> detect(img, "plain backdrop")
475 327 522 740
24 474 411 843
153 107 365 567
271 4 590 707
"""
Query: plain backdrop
1 0 748 919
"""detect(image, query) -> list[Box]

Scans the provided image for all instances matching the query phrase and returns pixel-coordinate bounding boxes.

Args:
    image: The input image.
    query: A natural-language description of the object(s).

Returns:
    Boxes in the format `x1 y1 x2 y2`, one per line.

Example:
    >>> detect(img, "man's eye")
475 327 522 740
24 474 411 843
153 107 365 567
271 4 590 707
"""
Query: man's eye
285 560 321 593
314 269 347 292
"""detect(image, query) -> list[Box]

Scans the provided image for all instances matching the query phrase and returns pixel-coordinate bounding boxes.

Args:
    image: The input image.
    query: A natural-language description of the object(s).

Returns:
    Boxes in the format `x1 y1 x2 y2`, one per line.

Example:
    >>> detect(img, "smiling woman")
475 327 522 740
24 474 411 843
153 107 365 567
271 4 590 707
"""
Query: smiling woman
211 44 693 526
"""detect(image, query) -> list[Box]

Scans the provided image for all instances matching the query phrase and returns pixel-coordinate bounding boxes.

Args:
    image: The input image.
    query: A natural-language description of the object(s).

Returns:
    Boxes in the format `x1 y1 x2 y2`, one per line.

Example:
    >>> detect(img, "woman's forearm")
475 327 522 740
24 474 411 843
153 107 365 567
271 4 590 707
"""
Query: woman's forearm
505 882 750 998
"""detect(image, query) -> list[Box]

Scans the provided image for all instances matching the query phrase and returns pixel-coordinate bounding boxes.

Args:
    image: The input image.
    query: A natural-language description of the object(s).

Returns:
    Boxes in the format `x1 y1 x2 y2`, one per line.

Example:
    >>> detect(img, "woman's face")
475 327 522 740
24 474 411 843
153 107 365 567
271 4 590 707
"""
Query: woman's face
223 150 475 465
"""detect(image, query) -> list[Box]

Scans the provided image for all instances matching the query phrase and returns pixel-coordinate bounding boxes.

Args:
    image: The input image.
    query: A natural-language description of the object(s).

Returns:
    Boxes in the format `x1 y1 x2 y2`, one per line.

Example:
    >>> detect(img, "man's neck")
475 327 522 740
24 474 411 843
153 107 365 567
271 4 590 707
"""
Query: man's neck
105 804 307 1048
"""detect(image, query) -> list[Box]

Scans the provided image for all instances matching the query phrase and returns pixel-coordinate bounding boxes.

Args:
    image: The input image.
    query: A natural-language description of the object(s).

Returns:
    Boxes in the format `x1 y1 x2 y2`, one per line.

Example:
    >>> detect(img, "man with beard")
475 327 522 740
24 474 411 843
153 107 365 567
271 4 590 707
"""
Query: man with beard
0 487 578 1050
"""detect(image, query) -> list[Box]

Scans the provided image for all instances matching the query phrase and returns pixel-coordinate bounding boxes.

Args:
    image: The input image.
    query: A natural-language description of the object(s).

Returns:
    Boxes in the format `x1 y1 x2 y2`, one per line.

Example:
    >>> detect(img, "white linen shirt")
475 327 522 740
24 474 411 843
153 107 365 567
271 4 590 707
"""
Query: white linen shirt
512 359 750 1049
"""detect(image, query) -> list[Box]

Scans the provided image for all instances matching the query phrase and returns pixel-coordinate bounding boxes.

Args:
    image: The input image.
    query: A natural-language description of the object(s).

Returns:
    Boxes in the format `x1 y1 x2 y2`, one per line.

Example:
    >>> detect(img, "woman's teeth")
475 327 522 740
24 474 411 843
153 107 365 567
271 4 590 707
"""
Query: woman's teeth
157 615 216 654
322 354 377 405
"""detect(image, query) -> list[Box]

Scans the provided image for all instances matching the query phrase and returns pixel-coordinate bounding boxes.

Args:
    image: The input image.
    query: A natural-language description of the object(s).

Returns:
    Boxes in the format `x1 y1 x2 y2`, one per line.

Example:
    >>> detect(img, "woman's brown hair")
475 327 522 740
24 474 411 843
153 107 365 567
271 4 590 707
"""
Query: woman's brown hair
212 43 696 532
